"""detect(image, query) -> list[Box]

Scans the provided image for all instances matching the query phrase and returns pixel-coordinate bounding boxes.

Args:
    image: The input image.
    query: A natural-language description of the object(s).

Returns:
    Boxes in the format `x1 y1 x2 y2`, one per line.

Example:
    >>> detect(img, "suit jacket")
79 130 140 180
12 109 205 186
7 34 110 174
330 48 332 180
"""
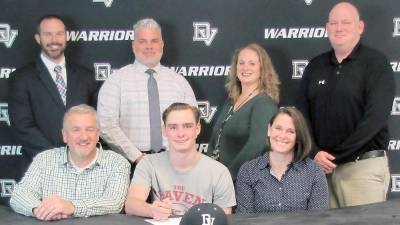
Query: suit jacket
8 57 100 168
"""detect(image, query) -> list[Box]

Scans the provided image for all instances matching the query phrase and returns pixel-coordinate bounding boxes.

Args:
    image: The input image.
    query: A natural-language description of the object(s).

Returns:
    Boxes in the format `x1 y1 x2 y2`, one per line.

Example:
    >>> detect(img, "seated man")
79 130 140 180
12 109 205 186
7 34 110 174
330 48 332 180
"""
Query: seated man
125 103 236 220
10 104 130 221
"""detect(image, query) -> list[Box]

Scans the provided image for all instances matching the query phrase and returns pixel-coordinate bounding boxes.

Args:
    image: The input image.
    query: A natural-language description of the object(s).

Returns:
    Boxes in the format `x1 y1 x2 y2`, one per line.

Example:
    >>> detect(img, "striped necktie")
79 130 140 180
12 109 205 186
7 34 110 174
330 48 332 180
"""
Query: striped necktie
54 65 67 105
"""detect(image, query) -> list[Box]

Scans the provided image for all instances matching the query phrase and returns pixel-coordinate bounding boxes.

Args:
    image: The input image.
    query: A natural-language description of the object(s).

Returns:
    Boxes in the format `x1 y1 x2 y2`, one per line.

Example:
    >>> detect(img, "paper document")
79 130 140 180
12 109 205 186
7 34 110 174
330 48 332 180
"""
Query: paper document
144 217 182 225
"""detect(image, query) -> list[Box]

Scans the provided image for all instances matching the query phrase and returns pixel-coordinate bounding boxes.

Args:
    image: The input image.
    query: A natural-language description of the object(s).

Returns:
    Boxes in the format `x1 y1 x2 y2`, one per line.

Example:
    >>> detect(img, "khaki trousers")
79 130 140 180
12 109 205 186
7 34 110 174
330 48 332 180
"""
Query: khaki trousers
328 155 390 208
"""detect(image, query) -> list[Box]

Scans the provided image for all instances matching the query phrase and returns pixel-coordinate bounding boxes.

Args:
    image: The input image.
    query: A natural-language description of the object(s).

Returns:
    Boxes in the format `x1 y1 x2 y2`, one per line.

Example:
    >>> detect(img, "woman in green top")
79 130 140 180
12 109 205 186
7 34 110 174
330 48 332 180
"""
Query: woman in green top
207 43 280 179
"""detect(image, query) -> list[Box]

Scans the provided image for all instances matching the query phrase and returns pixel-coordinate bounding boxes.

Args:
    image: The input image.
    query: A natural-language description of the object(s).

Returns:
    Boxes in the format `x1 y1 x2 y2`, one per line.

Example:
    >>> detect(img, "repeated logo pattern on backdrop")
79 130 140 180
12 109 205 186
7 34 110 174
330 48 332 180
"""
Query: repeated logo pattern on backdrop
0 24 18 48
193 22 218 46
0 179 15 197
0 103 9 127
1 0 400 204
292 60 309 79
94 63 114 81
391 175 400 192
393 18 400 37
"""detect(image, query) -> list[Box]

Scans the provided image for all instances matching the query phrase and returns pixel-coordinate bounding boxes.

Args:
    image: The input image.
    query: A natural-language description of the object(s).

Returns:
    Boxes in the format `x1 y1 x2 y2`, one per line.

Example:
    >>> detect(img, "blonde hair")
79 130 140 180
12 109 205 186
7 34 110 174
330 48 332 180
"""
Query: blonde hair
226 43 280 103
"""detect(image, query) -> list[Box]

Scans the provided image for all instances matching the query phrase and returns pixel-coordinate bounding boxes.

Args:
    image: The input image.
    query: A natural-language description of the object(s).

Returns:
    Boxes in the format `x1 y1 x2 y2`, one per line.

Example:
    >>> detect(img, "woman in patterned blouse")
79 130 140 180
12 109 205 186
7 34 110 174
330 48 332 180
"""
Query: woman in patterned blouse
235 107 328 213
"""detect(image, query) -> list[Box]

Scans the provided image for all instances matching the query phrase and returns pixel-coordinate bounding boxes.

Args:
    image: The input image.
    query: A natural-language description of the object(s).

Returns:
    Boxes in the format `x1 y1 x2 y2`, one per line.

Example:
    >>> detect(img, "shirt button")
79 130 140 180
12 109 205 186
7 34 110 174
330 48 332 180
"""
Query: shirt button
336 71 340 75
278 203 282 207
338 65 342 68
279 187 282 191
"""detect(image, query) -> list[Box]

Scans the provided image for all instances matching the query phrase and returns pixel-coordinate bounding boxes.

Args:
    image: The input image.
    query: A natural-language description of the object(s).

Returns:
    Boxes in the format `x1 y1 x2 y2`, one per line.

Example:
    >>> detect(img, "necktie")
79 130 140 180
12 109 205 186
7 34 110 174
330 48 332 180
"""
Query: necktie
54 65 67 105
146 68 162 152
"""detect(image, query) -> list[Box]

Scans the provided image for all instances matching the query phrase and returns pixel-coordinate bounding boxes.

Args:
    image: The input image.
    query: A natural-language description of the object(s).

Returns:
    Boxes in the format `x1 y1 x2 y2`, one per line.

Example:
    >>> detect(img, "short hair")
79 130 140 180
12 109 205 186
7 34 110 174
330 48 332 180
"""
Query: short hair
63 104 97 129
36 14 66 34
226 43 280 103
162 103 200 124
328 1 362 21
267 107 312 162
133 18 162 40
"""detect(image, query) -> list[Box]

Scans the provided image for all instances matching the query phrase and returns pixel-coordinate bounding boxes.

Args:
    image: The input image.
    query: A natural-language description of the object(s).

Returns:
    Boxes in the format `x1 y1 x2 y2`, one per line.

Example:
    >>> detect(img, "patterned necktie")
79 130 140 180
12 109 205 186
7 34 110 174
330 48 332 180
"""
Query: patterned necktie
146 68 163 152
54 65 67 105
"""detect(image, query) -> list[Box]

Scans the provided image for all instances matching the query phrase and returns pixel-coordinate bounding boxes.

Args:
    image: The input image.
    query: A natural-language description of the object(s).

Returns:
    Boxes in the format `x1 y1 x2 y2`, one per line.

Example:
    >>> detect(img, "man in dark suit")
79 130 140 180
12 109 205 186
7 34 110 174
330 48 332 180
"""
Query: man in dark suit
8 15 99 174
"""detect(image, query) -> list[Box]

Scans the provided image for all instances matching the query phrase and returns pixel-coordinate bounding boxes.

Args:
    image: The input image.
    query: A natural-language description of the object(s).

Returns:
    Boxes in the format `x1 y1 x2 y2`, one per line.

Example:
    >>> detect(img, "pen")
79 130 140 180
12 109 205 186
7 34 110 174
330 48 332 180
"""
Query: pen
152 174 178 216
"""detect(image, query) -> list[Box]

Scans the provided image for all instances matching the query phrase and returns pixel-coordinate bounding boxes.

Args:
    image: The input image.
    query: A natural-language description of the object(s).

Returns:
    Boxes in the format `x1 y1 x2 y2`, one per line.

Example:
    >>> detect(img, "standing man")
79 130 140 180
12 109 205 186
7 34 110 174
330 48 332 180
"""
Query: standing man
97 18 197 164
8 15 100 173
297 2 395 208
10 104 130 221
124 103 235 220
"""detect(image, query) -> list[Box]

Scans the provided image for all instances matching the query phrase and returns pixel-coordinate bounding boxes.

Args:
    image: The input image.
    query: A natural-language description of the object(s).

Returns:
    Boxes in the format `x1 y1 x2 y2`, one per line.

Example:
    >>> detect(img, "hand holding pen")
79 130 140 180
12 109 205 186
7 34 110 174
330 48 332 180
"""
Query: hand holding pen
150 197 173 220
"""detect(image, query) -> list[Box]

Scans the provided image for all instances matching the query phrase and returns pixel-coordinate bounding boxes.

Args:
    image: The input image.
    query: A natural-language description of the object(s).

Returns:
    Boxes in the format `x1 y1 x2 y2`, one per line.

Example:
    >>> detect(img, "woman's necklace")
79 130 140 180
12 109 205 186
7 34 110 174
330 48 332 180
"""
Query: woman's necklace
234 87 259 111
210 87 259 160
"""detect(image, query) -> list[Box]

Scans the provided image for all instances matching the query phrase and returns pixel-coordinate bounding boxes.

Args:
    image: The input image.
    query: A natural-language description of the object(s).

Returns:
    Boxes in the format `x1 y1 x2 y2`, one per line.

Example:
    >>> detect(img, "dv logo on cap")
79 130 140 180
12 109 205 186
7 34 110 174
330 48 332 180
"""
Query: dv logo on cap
201 214 215 225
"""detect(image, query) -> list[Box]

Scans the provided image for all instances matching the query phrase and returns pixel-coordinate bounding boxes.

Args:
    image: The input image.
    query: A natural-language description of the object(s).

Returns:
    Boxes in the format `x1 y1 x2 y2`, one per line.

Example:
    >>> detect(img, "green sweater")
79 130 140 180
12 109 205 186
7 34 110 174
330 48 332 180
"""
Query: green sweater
207 94 278 179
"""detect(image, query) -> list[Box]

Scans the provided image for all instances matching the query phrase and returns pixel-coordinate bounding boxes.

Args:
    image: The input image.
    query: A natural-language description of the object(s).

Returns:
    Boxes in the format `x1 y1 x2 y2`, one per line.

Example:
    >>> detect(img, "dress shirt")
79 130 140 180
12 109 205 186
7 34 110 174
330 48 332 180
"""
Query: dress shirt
10 147 130 217
97 60 197 162
40 53 67 86
236 153 328 213
296 42 395 164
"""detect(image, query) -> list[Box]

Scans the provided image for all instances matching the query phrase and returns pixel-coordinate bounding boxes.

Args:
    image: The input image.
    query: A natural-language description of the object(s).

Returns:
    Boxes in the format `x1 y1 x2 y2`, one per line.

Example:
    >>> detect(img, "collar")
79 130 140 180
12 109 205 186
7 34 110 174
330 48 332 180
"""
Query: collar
257 152 303 172
257 152 269 170
329 41 362 65
58 146 69 166
40 53 66 71
59 145 105 169
133 60 161 74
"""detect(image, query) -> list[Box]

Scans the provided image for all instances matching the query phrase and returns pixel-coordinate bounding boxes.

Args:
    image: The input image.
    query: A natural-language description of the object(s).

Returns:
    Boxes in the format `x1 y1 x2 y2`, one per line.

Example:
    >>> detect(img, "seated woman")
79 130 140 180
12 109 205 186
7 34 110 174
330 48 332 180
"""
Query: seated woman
235 107 328 213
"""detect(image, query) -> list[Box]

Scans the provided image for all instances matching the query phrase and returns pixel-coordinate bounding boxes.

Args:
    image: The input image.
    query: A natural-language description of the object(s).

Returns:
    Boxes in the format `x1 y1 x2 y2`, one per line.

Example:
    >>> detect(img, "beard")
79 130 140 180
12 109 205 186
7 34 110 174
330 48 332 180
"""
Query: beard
41 42 66 61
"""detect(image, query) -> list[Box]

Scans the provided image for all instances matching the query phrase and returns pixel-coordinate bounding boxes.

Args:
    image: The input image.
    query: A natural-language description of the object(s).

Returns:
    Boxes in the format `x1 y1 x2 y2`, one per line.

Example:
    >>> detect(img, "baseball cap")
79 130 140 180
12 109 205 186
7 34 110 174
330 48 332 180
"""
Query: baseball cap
179 203 228 225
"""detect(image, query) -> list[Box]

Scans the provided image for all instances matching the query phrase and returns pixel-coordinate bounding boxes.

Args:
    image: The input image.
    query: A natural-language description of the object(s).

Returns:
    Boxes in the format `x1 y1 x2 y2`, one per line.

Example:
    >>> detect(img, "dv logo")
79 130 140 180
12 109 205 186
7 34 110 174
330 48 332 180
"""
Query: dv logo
193 22 218 46
94 63 112 81
201 214 215 225
391 175 400 192
393 18 400 37
0 24 18 48
198 101 217 123
0 103 10 126
0 179 15 197
292 60 309 79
